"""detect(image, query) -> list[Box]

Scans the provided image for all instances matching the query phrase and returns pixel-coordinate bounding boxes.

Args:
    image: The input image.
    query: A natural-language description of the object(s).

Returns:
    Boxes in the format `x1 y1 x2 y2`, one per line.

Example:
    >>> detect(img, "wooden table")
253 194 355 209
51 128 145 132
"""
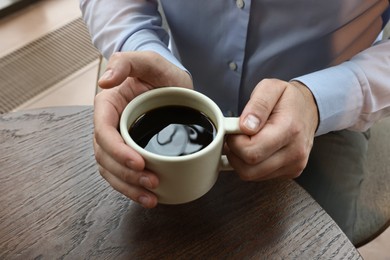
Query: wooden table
0 106 362 259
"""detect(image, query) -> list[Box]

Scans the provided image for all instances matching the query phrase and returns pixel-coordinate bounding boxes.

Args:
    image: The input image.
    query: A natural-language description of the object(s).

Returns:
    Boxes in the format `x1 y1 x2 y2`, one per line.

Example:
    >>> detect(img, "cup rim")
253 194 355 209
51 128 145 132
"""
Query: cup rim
120 87 225 162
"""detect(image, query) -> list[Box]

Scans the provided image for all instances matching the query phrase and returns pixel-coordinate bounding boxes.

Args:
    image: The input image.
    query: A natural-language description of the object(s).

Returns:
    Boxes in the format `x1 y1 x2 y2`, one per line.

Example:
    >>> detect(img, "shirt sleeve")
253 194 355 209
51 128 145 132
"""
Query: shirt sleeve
79 0 186 71
294 38 390 136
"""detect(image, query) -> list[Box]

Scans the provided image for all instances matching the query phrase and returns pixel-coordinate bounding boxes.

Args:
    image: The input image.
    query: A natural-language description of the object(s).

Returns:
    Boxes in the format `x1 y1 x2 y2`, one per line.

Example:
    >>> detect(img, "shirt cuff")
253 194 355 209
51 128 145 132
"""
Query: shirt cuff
120 29 188 72
293 62 364 136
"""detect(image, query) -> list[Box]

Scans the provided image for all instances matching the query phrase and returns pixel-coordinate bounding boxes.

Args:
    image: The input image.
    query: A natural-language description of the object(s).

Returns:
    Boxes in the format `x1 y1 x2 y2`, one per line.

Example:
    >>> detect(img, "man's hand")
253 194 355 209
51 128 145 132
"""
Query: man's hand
226 79 318 181
93 51 193 208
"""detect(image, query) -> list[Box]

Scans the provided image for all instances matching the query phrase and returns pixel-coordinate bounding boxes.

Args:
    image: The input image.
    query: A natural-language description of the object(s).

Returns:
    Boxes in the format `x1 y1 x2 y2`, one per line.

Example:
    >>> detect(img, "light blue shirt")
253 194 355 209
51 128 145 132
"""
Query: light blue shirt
80 0 390 135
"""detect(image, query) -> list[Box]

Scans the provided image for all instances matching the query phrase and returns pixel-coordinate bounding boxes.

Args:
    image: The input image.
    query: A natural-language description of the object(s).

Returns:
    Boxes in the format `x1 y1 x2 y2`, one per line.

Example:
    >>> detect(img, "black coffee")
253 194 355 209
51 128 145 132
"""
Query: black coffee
129 106 216 156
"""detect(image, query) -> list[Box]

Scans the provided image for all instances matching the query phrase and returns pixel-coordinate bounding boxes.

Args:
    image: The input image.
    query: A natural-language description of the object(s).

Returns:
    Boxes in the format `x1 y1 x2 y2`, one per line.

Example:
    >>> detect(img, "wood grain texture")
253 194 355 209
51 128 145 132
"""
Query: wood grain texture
0 106 362 259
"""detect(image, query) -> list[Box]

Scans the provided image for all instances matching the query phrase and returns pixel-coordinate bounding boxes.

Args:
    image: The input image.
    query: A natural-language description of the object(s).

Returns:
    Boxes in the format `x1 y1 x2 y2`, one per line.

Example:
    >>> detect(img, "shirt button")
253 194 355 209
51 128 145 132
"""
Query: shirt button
236 0 245 9
229 61 238 71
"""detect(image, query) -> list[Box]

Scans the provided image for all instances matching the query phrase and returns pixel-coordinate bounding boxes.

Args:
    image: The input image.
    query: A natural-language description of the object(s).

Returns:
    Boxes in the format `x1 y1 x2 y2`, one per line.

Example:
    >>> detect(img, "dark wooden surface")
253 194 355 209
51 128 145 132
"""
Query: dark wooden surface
0 106 362 259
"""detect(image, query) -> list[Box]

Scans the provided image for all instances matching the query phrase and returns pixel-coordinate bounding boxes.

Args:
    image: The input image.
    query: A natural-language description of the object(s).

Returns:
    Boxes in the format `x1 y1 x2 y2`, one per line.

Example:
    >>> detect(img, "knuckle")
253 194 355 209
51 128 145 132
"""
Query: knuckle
143 51 162 61
111 51 123 60
141 51 164 69
259 78 285 90
243 149 262 165
260 78 277 85
283 116 301 138
237 170 255 181
291 164 305 178
110 147 122 162
94 91 104 105
140 51 165 78
289 147 309 177
93 130 106 156
289 121 301 136
293 145 308 163
93 129 102 144
94 146 103 165
98 165 108 179
294 161 306 177
252 97 272 114
289 170 303 179
119 169 133 183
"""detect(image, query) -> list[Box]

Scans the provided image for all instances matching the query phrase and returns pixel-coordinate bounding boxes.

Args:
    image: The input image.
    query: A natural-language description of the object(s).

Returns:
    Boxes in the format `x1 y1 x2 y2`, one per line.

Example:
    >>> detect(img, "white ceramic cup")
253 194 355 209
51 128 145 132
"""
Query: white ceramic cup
120 87 242 204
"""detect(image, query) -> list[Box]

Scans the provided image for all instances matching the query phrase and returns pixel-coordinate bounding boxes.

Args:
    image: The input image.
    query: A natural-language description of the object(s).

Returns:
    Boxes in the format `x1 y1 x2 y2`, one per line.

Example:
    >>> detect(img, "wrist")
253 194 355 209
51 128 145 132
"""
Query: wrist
289 80 319 134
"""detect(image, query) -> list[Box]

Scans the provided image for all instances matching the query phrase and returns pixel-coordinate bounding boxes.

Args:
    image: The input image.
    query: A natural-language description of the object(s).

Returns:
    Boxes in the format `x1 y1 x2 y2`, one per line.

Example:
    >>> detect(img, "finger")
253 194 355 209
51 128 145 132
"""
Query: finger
240 79 287 135
94 126 144 171
226 120 292 166
98 165 158 208
249 163 305 182
94 93 145 171
94 140 159 189
225 145 283 181
259 164 305 181
98 51 193 89
227 143 307 181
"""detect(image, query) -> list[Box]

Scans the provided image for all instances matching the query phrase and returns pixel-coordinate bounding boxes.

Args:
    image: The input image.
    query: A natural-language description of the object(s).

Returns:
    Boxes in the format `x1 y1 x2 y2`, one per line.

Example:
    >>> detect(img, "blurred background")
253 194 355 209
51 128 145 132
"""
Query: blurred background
0 0 98 113
0 1 389 259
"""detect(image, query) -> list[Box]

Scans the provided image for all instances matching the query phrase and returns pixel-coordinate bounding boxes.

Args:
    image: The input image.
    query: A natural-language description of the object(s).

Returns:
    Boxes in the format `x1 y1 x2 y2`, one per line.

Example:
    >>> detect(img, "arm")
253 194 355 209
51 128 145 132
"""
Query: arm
226 39 390 181
93 51 192 208
295 39 390 135
79 0 185 70
80 1 193 207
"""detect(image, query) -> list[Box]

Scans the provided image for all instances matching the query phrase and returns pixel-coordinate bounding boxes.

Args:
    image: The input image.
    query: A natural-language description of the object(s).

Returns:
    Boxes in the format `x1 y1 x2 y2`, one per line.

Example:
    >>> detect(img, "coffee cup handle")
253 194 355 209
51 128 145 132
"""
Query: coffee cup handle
219 117 243 171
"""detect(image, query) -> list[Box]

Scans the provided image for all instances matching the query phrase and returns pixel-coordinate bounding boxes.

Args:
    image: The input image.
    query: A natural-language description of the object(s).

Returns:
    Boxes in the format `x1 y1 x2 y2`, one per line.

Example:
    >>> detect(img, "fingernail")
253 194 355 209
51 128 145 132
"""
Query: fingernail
244 114 260 131
138 195 150 207
139 176 153 189
100 69 113 81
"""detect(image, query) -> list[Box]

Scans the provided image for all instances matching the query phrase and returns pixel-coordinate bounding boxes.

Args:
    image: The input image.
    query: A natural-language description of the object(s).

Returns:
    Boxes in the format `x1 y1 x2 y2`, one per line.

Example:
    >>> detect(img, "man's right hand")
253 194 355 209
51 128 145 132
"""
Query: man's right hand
94 51 193 208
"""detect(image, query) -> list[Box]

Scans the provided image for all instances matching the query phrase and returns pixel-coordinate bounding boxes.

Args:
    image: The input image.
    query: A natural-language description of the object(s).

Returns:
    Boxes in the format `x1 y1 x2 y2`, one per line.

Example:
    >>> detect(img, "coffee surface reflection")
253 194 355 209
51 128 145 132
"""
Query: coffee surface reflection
129 106 216 156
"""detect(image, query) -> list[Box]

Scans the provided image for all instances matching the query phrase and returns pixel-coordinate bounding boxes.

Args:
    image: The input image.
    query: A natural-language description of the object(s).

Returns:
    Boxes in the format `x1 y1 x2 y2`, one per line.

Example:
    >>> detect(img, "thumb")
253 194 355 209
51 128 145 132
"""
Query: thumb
98 51 193 89
240 79 287 135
